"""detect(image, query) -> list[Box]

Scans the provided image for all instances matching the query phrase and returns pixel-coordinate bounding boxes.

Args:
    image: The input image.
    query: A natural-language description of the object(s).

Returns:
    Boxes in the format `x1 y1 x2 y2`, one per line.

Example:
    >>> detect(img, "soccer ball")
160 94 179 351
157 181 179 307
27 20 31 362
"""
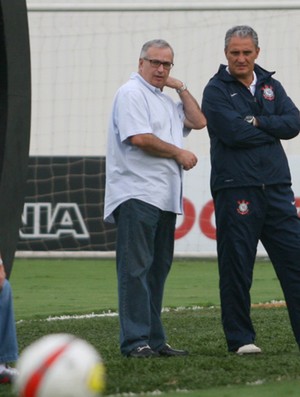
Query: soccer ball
13 333 106 397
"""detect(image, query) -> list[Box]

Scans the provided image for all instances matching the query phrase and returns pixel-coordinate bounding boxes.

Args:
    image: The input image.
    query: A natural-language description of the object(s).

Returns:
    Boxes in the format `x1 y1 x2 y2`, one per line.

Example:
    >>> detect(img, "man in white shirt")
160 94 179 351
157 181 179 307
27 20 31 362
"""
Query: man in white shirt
104 39 206 358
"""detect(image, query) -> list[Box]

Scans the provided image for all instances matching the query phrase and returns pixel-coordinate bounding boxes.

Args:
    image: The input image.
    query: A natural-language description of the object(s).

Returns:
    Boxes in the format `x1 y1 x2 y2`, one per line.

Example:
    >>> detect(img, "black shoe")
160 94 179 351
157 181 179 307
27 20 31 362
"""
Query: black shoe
127 345 159 358
158 343 189 357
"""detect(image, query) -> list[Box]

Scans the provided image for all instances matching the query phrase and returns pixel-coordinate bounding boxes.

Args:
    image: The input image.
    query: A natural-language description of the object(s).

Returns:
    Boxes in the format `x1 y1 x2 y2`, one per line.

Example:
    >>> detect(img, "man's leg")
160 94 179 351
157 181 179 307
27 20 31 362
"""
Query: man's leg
261 185 300 347
214 188 263 352
148 210 176 350
0 280 18 363
114 199 161 356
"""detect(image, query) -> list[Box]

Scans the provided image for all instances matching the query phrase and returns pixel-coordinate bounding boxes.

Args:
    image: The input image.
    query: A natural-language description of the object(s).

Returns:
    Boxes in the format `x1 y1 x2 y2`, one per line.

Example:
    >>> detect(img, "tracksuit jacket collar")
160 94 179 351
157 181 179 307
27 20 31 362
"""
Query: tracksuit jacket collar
216 63 275 86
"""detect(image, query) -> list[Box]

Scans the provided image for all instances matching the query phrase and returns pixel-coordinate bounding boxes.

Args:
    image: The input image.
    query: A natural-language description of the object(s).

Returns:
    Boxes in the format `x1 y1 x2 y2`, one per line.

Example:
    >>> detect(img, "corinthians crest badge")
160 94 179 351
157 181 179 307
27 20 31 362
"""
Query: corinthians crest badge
261 85 275 101
237 200 250 215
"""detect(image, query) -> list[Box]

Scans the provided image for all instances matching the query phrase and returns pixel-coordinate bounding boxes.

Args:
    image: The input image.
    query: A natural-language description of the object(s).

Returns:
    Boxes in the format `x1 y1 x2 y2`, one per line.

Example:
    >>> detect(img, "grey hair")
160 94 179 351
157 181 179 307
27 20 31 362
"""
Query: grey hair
224 25 259 50
140 39 174 59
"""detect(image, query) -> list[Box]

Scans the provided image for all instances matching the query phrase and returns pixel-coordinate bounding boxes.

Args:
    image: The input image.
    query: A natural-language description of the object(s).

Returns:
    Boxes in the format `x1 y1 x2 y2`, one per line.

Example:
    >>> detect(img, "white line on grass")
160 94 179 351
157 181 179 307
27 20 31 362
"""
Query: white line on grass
16 301 285 324
16 306 210 324
106 389 190 397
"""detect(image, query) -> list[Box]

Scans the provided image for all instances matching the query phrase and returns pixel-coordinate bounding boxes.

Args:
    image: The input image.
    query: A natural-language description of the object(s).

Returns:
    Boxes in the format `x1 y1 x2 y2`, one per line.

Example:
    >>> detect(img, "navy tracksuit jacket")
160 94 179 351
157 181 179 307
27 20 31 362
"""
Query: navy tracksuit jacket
202 64 300 351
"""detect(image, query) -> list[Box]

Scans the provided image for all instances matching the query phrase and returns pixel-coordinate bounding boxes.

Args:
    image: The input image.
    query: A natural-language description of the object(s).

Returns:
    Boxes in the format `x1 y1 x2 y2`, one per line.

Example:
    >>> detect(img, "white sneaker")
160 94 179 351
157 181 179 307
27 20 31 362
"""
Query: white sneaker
0 365 18 384
236 344 262 355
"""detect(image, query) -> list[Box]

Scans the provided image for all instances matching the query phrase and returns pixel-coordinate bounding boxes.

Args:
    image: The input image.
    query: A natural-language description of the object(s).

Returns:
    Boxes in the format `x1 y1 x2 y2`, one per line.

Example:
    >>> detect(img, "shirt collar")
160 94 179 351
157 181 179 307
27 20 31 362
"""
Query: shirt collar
225 67 257 95
131 72 162 93
248 72 257 95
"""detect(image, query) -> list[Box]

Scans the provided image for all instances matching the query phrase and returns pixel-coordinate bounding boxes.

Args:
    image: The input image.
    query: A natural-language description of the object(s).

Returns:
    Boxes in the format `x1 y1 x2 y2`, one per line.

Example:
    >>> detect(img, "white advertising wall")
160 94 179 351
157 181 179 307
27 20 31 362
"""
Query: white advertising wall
26 0 300 256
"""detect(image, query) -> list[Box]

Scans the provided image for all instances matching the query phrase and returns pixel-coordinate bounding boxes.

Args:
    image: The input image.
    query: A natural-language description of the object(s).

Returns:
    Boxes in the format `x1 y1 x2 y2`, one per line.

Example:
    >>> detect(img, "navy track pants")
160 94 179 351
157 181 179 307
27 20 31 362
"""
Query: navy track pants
214 184 300 351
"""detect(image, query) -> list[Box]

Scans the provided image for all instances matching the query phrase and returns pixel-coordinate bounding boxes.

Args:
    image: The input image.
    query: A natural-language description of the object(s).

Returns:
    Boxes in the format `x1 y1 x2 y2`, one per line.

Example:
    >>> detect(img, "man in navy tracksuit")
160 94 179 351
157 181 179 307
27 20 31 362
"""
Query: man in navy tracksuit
202 25 300 354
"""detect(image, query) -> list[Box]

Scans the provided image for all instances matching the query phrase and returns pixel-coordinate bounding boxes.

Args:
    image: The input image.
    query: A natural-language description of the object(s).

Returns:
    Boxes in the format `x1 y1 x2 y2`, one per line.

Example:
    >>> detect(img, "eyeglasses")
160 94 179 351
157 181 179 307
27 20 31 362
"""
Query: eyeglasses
143 58 174 70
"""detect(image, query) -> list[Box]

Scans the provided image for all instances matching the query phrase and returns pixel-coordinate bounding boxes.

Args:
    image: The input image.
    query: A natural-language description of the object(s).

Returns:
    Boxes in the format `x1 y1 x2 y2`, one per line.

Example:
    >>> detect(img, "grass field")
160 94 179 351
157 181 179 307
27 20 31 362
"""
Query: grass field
2 257 299 397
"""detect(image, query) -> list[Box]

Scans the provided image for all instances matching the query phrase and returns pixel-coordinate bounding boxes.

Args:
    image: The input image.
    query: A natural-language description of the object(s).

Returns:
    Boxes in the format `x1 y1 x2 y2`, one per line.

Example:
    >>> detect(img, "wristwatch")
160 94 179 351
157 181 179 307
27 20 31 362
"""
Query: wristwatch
244 115 255 124
176 83 187 94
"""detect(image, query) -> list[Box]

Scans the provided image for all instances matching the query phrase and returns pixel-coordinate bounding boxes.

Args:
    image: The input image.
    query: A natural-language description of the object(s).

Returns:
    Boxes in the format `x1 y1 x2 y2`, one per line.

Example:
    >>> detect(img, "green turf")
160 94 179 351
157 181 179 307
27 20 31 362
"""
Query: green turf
1 258 295 397
10 258 284 320
160 380 300 397
5 307 299 397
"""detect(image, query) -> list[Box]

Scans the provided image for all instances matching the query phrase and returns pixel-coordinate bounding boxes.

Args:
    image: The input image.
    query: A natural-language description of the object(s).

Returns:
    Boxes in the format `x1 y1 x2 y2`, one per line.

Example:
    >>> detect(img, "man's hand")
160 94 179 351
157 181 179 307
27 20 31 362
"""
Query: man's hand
0 263 6 290
175 149 198 170
130 133 197 170
165 77 207 130
165 76 185 91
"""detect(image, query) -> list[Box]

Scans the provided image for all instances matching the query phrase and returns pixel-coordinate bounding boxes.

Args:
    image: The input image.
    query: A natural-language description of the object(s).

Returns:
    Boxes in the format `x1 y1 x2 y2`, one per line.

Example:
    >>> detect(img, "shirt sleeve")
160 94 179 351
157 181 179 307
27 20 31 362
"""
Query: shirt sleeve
202 84 276 148
255 81 300 140
114 88 152 143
